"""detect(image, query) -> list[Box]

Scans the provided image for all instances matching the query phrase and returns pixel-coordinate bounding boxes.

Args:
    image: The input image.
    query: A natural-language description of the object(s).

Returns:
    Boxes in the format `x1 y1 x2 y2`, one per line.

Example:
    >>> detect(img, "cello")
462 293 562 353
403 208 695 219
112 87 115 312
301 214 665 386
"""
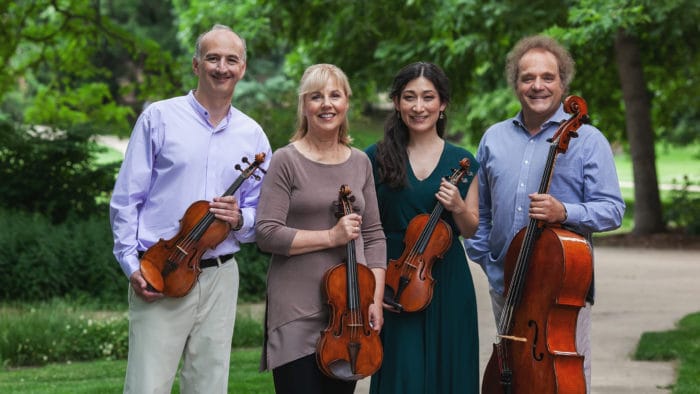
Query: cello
482 96 592 394
139 153 266 297
316 184 383 380
383 158 471 312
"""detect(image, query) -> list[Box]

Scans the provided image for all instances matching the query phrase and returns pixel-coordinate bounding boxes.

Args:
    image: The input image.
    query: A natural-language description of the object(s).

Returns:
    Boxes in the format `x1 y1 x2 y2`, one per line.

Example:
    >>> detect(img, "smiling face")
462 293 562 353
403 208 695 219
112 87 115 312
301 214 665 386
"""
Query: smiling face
192 29 247 101
395 76 446 136
516 48 564 127
302 77 349 136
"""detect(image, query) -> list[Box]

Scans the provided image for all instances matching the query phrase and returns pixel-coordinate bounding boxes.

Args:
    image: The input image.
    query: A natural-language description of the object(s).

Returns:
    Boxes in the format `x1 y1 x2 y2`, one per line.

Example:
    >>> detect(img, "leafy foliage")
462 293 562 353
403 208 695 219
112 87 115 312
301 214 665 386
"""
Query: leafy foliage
0 303 129 367
0 209 123 302
0 120 119 224
0 301 264 368
0 0 184 134
664 176 700 235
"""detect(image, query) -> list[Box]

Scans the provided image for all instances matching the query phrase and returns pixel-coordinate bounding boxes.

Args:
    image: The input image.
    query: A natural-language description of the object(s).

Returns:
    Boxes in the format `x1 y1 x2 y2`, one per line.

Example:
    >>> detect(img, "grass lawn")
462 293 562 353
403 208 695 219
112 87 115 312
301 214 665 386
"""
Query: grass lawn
0 348 273 394
635 312 700 394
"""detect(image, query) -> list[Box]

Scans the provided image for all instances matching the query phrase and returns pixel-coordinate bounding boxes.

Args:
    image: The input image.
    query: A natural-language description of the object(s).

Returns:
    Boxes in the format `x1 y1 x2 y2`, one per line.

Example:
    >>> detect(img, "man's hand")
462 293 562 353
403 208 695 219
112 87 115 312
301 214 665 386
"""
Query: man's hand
528 193 567 224
210 196 243 230
130 270 164 302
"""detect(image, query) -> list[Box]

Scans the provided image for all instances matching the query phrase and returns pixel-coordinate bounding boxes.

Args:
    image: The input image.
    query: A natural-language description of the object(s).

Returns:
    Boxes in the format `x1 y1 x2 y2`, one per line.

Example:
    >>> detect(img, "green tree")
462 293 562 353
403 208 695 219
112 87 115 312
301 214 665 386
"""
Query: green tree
250 0 699 234
560 0 700 233
0 0 183 134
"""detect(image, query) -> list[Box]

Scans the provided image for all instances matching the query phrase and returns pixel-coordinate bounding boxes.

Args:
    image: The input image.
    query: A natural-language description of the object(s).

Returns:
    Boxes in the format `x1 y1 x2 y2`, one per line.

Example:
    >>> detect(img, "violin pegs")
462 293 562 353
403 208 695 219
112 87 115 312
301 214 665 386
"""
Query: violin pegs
234 164 242 171
253 174 261 181
241 157 250 164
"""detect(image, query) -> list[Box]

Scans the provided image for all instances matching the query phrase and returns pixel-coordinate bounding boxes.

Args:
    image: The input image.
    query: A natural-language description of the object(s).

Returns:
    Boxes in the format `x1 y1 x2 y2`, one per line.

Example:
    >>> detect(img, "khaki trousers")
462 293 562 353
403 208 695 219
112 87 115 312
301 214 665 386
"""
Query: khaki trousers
124 256 239 394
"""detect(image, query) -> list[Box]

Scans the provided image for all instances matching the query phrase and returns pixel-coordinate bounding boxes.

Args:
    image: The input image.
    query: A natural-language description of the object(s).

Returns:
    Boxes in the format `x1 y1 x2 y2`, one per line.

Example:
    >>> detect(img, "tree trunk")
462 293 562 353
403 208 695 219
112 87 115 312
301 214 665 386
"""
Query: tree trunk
614 29 665 235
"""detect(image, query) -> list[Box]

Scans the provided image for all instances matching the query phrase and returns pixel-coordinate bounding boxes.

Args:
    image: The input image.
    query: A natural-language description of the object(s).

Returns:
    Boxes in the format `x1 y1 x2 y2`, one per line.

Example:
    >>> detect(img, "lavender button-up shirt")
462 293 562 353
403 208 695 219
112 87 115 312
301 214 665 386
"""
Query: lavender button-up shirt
109 91 271 278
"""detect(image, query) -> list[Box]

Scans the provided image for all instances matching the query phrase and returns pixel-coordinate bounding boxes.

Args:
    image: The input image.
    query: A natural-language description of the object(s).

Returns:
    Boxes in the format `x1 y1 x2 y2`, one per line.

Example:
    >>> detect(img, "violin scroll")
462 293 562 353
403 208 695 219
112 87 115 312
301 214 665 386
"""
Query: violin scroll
234 152 267 181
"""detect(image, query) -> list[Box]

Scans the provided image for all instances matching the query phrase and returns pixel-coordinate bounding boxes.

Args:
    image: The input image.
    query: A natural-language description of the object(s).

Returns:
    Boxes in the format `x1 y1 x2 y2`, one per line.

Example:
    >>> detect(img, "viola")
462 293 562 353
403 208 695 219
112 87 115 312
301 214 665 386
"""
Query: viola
482 96 592 394
316 184 383 380
383 158 471 313
139 153 266 297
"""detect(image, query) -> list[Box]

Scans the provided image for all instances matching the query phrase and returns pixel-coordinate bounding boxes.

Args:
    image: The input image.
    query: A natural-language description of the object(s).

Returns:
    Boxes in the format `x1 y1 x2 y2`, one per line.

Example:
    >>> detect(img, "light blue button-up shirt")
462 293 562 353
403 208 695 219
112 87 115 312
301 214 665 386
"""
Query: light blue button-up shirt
465 105 625 297
109 91 272 278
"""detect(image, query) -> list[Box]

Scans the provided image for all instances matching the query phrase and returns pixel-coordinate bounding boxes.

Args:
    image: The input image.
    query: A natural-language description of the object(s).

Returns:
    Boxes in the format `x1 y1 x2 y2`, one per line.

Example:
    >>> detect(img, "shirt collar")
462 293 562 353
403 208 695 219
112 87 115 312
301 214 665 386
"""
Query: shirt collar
511 103 569 133
186 90 232 131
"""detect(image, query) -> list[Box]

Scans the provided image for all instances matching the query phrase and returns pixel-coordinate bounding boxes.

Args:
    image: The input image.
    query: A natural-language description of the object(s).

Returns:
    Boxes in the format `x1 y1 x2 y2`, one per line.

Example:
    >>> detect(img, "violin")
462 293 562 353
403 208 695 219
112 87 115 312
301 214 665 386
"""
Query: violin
139 153 266 297
316 184 383 380
482 96 592 394
383 158 471 313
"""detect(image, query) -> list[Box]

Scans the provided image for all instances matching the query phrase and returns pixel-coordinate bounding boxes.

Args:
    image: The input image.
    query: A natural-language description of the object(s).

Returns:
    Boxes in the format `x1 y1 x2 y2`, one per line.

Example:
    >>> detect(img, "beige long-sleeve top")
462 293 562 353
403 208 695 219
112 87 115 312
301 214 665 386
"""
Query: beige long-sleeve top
255 144 387 371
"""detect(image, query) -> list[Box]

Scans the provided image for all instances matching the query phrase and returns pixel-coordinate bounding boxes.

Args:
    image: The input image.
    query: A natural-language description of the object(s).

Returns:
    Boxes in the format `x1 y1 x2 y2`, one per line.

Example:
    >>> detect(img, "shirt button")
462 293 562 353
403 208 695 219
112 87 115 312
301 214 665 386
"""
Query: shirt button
517 206 522 212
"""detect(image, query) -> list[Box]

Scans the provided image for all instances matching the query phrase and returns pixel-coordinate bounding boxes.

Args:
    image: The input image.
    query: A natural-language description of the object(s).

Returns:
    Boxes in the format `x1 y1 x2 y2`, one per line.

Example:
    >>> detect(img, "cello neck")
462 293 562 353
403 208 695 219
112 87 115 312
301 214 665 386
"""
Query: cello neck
498 96 589 334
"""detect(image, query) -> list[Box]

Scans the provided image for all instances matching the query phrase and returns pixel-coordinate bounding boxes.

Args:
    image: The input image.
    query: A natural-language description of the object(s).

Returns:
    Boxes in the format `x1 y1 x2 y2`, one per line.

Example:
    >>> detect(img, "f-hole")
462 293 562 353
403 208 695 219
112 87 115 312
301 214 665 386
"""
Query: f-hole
528 320 544 361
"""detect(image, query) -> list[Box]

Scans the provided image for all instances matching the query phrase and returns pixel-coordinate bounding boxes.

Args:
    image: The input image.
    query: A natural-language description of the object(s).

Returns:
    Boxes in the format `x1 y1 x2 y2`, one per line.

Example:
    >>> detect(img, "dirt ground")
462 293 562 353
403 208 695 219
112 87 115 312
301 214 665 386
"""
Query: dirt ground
595 230 700 250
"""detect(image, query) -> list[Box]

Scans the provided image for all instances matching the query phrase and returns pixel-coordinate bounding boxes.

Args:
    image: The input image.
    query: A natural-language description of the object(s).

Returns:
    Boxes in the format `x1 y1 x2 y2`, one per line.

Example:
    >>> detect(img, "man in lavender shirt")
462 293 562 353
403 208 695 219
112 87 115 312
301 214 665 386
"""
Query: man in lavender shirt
109 24 271 393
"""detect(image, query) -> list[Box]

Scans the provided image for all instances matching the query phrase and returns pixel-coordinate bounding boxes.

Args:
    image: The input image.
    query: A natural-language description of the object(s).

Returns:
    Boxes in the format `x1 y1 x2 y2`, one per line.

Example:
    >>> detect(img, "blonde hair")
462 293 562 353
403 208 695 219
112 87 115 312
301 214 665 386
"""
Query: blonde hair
291 64 353 145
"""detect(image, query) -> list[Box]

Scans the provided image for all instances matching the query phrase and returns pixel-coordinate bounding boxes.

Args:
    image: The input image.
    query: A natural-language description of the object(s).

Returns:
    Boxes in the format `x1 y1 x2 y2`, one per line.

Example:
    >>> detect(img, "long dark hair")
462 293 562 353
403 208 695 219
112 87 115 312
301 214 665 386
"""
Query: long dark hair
375 62 451 189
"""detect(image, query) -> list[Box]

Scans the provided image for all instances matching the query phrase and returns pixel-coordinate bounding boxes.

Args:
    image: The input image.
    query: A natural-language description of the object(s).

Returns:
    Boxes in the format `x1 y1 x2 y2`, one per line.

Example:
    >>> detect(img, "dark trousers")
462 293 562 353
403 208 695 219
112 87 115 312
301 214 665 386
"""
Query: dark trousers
272 353 357 394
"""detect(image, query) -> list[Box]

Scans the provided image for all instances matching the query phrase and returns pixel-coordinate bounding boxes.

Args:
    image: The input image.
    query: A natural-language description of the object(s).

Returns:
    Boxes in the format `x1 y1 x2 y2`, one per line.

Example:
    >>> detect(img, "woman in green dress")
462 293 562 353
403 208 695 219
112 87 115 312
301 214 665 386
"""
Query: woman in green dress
365 62 480 394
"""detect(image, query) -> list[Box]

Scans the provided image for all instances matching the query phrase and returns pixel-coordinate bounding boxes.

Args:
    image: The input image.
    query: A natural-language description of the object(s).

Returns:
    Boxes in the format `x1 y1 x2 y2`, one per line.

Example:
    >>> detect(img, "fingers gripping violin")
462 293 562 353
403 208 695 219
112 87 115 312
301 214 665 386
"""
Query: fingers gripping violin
139 153 266 297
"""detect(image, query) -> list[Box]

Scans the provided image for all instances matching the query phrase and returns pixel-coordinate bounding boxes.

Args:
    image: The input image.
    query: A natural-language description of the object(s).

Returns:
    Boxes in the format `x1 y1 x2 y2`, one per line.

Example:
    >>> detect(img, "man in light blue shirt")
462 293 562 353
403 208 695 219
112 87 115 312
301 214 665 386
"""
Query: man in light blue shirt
465 35 625 393
109 24 271 393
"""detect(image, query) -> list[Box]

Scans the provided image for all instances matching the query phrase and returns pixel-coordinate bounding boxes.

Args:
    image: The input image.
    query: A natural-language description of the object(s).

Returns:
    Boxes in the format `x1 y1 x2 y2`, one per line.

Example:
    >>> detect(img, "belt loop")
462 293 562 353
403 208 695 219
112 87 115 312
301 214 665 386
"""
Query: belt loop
216 256 222 267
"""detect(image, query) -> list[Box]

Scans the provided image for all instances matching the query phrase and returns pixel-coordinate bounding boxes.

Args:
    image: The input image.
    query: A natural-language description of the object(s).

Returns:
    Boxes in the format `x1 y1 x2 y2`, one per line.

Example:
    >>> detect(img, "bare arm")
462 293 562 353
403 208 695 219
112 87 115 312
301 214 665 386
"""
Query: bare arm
436 179 479 238
287 213 362 255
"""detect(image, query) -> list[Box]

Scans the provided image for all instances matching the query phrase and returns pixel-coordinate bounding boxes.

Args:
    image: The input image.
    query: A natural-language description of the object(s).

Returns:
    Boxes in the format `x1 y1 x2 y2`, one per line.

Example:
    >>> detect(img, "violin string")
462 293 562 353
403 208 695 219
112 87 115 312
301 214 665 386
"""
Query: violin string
172 159 260 267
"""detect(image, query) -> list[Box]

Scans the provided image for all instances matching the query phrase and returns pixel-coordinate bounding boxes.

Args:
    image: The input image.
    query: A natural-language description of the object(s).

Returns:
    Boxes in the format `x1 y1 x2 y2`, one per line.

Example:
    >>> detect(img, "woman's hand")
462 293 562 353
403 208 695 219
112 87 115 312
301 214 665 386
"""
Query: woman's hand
368 302 384 332
435 179 466 214
328 213 362 246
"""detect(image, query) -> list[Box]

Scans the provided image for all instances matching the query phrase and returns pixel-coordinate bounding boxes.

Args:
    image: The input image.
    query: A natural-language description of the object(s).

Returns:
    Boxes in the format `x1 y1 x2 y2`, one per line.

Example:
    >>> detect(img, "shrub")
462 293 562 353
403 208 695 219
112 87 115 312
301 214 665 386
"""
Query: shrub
0 207 270 303
0 209 124 303
0 301 264 368
665 176 700 235
237 243 270 303
0 301 128 367
0 120 119 224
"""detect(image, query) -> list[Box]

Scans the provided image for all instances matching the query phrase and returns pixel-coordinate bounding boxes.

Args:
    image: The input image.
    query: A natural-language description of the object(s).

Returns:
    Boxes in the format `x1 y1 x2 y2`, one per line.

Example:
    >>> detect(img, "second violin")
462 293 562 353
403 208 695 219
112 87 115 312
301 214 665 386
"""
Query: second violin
383 158 471 312
316 185 383 381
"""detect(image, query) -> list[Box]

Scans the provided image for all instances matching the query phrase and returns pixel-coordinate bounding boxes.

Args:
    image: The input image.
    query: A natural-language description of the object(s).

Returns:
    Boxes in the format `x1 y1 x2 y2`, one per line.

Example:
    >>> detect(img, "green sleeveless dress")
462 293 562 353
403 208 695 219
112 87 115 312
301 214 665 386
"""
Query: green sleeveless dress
366 142 480 394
